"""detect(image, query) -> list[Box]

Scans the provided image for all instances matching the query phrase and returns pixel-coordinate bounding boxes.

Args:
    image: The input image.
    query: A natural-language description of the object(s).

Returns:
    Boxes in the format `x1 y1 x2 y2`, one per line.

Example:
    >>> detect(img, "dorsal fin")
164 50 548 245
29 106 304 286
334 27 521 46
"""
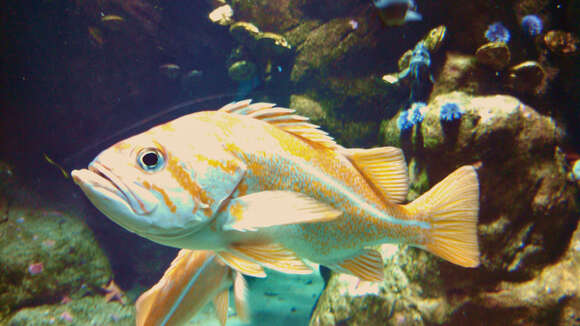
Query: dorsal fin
343 147 409 204
218 100 338 150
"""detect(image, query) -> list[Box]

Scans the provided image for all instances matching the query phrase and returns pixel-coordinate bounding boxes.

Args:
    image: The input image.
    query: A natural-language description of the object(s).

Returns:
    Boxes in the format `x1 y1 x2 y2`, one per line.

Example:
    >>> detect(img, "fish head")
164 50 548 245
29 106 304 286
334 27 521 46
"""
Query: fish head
71 114 247 245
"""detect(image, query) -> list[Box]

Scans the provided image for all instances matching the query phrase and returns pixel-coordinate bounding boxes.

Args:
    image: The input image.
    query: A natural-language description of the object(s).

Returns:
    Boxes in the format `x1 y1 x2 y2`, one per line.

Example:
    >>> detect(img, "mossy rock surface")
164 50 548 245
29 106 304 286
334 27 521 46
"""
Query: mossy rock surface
0 205 112 321
6 296 133 326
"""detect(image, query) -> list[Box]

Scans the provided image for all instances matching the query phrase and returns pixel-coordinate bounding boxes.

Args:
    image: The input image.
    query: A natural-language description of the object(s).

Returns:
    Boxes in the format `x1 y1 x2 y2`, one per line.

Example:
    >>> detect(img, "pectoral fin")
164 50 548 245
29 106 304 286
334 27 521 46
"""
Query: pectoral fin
328 249 384 282
231 243 313 275
135 250 226 326
217 251 267 278
221 191 342 232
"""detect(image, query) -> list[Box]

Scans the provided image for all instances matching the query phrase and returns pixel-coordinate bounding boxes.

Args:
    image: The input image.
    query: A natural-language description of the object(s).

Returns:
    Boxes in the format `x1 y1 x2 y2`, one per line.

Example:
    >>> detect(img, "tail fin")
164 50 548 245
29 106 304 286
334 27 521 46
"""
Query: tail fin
406 166 480 267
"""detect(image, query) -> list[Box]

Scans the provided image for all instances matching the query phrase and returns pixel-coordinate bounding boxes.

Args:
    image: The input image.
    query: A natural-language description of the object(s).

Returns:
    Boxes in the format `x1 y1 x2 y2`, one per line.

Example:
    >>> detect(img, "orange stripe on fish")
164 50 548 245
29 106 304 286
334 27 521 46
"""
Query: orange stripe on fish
194 154 240 176
166 155 213 217
143 181 177 214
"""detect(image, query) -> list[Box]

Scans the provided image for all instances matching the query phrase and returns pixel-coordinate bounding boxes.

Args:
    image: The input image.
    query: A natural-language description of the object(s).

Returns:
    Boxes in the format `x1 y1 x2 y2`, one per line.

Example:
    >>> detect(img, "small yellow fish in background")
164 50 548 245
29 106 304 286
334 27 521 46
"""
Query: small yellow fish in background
44 153 69 178
71 100 479 282
88 26 104 47
136 249 248 326
100 15 125 32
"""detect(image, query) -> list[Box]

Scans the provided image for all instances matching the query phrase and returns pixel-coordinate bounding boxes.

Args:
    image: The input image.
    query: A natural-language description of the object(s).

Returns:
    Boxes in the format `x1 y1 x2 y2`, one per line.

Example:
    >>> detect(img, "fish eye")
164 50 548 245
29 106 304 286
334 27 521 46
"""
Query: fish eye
137 148 165 172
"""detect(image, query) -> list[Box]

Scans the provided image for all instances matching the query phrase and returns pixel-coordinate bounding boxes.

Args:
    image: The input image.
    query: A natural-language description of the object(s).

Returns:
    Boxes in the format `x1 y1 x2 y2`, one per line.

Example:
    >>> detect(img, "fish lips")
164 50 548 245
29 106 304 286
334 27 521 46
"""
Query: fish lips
71 162 158 218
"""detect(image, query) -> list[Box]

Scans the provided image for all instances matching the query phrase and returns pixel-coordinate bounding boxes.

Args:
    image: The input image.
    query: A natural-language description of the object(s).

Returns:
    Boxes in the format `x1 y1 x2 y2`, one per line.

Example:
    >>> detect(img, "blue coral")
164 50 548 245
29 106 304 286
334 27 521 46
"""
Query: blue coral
521 15 543 37
440 102 463 122
408 102 426 124
485 22 510 43
397 102 426 132
397 110 414 131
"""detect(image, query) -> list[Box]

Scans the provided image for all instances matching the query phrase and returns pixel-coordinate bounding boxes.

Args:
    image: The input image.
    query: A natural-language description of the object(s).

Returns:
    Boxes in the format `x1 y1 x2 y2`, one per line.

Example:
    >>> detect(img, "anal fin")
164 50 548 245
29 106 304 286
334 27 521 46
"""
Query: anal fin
217 251 266 278
328 249 384 282
232 243 313 275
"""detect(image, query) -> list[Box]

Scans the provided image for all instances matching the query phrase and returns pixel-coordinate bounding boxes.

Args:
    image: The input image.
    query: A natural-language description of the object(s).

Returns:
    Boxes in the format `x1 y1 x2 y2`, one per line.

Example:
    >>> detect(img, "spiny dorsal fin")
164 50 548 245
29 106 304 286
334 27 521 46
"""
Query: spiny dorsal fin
343 147 409 204
218 100 338 149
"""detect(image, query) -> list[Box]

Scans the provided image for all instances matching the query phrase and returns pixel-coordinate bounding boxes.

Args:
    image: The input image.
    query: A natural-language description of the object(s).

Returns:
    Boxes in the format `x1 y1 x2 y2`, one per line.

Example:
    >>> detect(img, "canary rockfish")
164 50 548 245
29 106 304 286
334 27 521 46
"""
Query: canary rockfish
72 100 480 282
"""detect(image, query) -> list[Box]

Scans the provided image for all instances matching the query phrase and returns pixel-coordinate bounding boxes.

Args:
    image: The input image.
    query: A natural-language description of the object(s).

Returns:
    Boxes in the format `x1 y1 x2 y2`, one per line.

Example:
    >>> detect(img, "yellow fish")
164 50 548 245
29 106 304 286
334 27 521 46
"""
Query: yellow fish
136 249 248 326
71 100 480 282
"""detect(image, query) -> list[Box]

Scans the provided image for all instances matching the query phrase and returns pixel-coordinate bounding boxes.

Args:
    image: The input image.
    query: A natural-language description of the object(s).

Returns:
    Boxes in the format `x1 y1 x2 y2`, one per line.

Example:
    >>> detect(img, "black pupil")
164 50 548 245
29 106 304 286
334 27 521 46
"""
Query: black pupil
142 152 159 167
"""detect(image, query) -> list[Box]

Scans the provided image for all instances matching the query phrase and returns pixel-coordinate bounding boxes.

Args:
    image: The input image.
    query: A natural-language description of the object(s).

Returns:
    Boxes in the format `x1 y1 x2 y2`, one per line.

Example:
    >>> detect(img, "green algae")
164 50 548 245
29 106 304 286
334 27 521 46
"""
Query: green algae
6 296 134 326
0 206 112 321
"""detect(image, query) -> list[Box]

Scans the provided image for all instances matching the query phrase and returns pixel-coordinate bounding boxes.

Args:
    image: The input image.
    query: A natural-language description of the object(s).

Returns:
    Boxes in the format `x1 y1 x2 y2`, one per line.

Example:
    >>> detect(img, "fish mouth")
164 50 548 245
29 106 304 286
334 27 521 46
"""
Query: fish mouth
73 161 155 216
90 162 135 209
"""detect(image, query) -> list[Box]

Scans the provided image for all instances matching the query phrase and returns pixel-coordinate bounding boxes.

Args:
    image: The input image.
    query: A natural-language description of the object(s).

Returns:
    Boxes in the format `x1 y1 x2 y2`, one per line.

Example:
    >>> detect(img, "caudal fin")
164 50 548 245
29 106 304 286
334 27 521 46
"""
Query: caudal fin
407 166 480 267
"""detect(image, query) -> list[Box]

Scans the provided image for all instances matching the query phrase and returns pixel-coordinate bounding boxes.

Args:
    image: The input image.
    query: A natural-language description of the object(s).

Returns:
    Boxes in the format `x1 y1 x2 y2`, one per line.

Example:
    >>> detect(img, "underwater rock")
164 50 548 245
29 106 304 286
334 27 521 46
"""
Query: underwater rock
289 94 327 124
397 49 414 72
158 63 181 79
6 296 134 326
372 0 422 26
475 41 511 70
314 91 580 325
256 32 292 57
208 4 234 26
505 61 547 95
422 25 447 53
229 21 261 48
289 92 379 148
310 243 456 326
228 60 257 81
543 30 579 56
229 0 301 32
180 69 204 92
0 205 112 320
430 52 490 97
475 218 580 326
290 17 372 84
381 92 576 277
